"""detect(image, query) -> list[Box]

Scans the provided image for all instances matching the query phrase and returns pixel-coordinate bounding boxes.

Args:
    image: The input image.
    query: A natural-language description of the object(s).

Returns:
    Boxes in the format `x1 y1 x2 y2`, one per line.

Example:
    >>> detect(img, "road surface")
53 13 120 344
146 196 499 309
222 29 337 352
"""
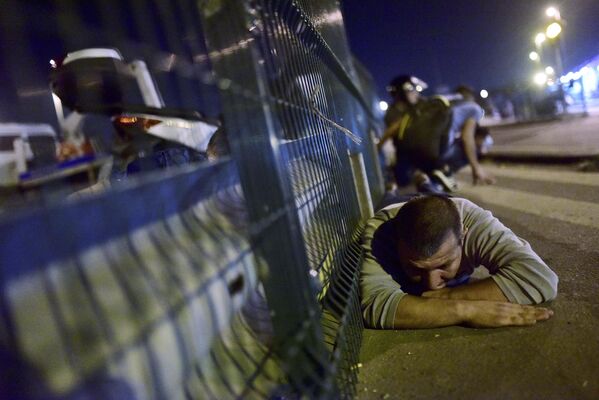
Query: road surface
358 160 599 400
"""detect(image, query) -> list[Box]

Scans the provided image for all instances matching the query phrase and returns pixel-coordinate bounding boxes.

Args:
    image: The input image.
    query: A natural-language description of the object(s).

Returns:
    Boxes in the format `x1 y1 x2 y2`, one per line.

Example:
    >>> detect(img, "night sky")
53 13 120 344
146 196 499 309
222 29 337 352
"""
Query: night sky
341 0 599 100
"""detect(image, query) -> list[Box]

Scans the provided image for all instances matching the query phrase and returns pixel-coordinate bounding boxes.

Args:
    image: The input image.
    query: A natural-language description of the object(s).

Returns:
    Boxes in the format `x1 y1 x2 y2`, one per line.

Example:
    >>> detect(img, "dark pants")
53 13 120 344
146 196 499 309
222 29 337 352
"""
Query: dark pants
393 139 469 187
391 100 483 188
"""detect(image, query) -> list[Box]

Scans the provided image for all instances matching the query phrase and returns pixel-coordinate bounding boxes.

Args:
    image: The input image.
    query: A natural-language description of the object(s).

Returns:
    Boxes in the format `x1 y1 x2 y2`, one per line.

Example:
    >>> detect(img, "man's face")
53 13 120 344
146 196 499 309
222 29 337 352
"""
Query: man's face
398 231 464 291
405 89 420 105
400 82 421 105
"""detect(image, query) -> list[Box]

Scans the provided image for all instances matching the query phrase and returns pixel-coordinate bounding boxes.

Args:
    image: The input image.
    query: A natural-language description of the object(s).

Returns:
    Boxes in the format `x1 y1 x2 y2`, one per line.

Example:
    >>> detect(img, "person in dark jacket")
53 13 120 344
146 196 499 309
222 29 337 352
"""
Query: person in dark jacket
378 75 495 193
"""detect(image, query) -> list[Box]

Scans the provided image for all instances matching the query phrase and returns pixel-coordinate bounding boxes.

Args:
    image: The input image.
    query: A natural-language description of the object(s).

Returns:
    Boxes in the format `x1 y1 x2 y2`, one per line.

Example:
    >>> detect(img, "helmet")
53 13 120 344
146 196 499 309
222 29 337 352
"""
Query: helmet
387 75 428 100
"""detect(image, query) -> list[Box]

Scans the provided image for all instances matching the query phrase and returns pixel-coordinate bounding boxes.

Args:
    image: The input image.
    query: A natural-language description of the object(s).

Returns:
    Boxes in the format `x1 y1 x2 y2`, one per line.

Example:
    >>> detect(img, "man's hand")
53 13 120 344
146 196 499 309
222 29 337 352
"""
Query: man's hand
472 166 496 185
392 295 554 329
461 300 553 328
419 280 553 327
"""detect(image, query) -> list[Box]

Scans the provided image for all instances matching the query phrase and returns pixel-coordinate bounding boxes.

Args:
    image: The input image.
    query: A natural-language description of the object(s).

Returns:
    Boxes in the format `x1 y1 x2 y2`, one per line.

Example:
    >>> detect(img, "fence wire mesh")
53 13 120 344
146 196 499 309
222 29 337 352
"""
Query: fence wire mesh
0 0 383 398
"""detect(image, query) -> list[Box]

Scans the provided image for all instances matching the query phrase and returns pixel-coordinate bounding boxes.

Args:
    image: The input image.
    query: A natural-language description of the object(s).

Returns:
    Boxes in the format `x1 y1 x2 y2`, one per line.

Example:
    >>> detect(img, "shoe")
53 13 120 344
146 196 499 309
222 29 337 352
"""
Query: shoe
415 173 445 194
479 135 494 154
475 129 494 155
432 169 458 192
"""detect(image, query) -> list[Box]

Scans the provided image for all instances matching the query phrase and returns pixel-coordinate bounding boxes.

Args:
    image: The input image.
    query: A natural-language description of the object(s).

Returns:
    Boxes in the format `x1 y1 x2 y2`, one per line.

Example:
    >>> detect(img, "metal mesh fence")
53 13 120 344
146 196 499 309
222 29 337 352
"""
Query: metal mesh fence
0 0 383 398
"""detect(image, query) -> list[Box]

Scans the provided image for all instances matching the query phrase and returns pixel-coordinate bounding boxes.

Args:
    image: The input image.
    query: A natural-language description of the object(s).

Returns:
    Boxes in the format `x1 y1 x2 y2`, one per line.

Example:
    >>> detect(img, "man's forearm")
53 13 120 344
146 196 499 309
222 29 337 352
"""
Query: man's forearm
393 293 553 329
460 117 480 170
393 295 466 328
378 119 403 148
461 118 496 184
422 277 509 302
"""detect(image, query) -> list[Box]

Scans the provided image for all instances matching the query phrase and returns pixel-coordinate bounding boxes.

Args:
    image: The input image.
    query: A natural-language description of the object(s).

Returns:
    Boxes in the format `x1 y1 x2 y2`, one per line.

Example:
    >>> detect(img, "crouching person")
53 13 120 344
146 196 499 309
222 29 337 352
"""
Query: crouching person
361 195 558 329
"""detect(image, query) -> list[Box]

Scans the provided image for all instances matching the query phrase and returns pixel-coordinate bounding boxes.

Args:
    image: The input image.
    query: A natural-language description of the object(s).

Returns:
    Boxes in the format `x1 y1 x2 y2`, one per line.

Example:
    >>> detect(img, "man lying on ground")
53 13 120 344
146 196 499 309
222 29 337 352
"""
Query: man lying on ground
361 195 558 329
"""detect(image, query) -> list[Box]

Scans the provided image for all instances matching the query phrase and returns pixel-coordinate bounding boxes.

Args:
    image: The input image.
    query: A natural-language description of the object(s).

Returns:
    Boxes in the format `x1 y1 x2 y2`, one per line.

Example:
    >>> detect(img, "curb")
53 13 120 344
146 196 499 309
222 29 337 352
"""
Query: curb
482 152 599 164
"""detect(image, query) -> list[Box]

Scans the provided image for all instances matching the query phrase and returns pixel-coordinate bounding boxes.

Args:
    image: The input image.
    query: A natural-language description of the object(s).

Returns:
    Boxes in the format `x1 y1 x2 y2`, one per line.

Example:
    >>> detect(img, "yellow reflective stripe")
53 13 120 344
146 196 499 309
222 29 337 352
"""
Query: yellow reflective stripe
431 95 450 107
397 114 411 140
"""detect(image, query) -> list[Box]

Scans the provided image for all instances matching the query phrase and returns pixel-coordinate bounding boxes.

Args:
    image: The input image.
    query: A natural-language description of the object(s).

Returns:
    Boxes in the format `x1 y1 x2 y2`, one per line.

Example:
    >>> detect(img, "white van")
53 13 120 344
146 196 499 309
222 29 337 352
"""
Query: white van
0 123 58 186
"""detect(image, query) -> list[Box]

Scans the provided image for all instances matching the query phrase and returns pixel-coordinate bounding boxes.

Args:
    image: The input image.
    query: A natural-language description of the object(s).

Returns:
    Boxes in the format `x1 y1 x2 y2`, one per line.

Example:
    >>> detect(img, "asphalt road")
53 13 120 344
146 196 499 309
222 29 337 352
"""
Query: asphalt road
357 161 599 400
487 112 599 159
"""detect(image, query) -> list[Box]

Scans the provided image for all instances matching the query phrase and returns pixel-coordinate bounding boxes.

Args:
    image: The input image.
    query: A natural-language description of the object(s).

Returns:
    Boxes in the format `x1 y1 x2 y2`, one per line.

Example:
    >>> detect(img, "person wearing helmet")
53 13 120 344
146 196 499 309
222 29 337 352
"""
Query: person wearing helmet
384 75 428 126
378 74 495 192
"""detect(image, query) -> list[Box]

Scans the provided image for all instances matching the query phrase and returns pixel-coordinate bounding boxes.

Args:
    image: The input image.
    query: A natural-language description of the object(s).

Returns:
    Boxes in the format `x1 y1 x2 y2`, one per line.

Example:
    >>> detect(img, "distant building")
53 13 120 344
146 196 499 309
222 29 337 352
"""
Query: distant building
560 54 599 102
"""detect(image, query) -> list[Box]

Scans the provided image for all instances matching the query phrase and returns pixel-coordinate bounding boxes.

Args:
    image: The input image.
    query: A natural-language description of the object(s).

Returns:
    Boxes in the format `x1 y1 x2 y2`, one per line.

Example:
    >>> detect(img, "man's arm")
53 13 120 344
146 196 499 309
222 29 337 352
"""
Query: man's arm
421 277 508 301
460 117 495 185
360 207 408 329
376 118 402 150
459 199 559 305
393 294 553 329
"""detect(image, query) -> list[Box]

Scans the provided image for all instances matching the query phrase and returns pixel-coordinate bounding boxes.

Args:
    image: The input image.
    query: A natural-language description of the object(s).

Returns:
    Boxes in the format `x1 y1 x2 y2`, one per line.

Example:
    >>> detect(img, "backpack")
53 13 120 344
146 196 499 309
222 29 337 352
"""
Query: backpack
394 96 453 167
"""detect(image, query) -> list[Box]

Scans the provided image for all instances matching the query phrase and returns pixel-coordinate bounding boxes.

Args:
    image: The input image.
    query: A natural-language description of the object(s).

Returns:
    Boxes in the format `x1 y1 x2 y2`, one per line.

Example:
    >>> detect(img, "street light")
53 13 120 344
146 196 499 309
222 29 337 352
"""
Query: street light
546 22 562 39
379 101 388 111
535 32 546 47
534 72 548 86
529 51 540 61
545 7 561 19
480 89 489 99
545 66 555 75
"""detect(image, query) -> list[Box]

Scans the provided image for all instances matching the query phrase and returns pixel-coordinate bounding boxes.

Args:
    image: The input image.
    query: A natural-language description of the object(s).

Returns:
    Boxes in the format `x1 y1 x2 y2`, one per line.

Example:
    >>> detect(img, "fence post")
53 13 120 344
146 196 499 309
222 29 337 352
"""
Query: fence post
349 152 374 220
200 0 336 396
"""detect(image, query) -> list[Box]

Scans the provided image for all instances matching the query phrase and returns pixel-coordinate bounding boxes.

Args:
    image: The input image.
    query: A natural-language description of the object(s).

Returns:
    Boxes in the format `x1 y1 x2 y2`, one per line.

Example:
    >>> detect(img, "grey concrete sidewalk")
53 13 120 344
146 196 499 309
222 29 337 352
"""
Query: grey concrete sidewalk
486 114 599 159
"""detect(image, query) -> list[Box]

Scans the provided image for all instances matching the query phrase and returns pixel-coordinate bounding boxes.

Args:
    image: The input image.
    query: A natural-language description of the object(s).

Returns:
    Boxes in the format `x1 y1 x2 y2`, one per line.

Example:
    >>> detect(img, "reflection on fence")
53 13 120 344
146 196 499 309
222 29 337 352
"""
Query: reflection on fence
0 0 383 398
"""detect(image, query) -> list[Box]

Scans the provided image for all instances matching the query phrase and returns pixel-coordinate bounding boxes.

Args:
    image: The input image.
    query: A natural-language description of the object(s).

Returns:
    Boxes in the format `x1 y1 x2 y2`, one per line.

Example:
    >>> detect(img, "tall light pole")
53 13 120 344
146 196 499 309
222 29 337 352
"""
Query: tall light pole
531 32 547 91
546 23 564 77
543 6 569 114
534 32 546 67
544 7 564 77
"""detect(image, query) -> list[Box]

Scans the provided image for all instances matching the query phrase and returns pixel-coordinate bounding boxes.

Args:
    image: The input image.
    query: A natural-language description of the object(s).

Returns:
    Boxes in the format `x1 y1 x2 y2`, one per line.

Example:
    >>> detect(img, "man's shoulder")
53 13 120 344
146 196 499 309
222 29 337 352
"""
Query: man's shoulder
379 202 406 212
367 203 404 228
450 197 500 242
450 197 476 211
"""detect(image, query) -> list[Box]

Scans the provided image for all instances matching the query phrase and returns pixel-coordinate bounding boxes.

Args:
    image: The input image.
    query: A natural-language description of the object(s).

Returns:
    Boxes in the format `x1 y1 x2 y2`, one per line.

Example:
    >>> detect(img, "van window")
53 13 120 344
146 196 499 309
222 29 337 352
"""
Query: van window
0 136 20 151
28 136 57 163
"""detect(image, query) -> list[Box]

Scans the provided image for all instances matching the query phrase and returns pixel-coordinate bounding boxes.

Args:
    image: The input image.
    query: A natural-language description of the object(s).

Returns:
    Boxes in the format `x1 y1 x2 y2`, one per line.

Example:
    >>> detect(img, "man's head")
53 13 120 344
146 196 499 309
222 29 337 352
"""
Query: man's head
455 85 476 101
387 75 427 105
392 195 466 290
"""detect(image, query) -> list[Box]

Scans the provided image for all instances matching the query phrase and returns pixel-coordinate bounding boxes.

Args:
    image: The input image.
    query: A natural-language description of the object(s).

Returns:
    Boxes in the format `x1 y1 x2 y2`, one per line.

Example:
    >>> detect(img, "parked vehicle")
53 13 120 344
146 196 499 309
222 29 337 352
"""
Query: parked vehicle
0 123 58 186
51 48 219 178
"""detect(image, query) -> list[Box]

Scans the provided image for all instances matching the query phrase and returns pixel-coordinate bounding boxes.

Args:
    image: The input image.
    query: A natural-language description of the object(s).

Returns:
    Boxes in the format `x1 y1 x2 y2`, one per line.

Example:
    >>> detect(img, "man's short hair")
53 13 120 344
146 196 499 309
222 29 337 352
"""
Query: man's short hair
392 195 462 258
